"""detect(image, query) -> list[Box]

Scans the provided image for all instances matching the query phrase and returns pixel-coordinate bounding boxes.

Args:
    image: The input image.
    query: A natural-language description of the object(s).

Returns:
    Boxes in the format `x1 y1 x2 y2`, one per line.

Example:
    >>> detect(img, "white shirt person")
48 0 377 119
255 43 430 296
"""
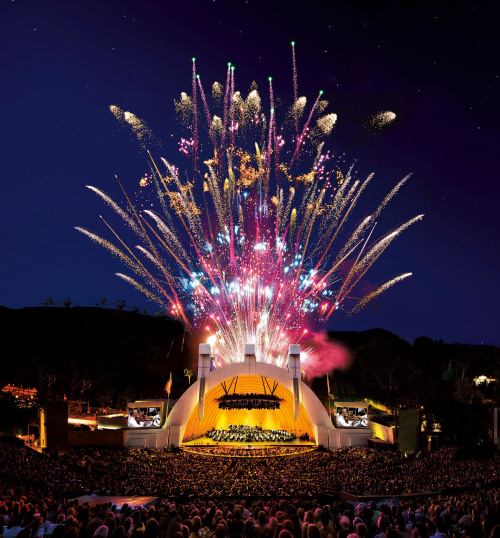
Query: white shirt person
336 409 352 427
128 409 143 427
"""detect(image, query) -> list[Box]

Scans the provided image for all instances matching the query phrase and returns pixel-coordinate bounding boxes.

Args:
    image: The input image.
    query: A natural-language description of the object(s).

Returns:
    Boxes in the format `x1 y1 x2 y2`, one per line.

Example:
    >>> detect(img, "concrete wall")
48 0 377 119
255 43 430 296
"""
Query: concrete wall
327 427 371 449
124 428 169 449
315 425 330 448
369 421 395 443
338 428 371 447
166 426 182 448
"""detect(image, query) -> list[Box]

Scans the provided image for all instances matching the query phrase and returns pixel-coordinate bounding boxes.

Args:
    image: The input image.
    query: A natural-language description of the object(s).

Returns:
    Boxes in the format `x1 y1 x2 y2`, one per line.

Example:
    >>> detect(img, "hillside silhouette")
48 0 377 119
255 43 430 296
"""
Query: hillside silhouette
1 306 498 412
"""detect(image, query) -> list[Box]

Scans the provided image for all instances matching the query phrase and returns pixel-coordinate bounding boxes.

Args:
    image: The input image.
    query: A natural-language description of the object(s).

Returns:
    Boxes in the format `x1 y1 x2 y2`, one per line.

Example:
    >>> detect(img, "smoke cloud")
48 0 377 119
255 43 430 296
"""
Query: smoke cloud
300 332 351 378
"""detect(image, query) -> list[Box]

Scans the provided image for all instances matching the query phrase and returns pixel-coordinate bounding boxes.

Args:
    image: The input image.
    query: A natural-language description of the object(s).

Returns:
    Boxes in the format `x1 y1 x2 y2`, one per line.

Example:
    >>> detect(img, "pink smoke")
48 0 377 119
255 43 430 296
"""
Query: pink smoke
300 332 351 378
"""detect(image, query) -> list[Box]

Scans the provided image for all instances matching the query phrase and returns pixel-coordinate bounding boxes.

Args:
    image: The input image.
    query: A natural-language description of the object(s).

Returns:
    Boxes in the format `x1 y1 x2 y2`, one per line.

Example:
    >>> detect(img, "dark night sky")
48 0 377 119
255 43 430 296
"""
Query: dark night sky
1 0 499 346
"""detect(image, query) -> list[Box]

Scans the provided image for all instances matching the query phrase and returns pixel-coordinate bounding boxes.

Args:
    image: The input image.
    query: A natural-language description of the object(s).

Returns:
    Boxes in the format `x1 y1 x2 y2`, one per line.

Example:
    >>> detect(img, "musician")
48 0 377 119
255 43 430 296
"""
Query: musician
138 410 150 426
151 408 161 426
348 409 361 427
336 408 351 427
128 409 143 427
138 409 157 427
358 408 368 426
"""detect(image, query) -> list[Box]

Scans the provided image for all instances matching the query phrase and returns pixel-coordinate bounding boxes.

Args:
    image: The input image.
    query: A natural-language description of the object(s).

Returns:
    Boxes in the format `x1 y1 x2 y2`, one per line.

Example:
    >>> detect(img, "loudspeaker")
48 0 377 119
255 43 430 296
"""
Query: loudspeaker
40 400 68 452
398 408 420 453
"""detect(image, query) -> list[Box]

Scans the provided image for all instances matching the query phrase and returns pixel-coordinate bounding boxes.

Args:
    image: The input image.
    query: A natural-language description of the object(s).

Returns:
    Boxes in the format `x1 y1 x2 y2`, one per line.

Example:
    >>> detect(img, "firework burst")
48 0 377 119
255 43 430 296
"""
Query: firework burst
78 46 422 366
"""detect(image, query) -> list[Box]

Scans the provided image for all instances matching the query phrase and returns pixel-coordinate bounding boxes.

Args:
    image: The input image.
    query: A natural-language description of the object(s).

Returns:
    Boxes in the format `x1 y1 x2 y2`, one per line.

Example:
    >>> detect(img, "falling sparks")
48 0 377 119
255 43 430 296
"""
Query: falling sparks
351 273 413 313
78 46 422 366
110 105 155 148
212 81 223 103
366 110 397 130
316 113 337 135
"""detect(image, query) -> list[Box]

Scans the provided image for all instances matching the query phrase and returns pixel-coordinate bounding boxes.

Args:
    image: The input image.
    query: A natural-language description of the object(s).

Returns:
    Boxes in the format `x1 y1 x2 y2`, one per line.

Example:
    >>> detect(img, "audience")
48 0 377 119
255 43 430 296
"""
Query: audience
0 444 498 499
1 442 500 538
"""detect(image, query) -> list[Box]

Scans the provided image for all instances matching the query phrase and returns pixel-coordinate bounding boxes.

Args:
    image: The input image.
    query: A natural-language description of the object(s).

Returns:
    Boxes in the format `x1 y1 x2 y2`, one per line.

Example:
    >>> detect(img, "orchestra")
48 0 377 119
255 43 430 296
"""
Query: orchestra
206 424 295 443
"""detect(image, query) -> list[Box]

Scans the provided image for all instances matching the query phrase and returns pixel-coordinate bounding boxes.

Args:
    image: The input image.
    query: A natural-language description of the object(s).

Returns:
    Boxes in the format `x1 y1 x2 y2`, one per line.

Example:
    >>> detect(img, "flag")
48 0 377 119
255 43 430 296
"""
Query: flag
210 357 216 371
165 372 172 395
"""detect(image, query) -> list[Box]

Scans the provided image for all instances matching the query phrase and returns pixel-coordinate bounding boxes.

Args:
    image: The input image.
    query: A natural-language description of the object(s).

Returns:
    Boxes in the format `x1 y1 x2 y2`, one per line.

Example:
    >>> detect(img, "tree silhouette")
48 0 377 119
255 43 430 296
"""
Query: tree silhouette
114 300 126 311
37 365 56 400
69 371 92 412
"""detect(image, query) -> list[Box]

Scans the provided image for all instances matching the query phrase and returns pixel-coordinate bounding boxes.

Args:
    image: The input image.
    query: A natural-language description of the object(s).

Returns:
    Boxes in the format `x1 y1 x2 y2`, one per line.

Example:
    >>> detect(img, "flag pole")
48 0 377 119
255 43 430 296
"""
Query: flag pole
166 372 172 418
326 373 333 427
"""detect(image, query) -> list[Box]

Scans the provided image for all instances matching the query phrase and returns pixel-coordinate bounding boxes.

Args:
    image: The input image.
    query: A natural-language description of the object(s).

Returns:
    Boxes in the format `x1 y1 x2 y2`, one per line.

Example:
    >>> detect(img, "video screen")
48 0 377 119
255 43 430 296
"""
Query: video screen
335 406 368 428
128 407 161 428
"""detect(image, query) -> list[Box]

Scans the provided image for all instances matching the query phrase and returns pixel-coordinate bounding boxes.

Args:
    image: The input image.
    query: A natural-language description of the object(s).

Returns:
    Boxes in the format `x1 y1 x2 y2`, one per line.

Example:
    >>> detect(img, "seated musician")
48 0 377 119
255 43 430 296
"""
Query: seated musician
138 410 151 427
348 409 361 427
358 408 368 426
151 408 161 426
336 408 351 427
128 409 143 427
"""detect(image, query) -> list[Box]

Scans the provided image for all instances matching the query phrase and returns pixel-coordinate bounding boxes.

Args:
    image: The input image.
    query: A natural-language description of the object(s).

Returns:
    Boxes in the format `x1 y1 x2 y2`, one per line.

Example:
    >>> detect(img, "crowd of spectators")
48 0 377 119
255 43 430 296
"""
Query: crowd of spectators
0 443 498 501
2 441 500 538
2 484 500 538
273 448 499 497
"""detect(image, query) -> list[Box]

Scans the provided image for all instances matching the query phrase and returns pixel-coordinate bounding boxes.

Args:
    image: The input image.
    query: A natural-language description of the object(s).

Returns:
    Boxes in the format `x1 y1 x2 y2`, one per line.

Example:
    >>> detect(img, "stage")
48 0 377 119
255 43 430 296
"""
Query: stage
182 434 316 456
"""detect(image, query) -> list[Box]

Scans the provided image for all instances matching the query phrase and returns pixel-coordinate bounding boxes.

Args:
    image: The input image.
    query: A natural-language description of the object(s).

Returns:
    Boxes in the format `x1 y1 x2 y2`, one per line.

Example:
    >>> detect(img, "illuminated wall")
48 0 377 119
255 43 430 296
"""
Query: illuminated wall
369 420 395 443
182 375 314 442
